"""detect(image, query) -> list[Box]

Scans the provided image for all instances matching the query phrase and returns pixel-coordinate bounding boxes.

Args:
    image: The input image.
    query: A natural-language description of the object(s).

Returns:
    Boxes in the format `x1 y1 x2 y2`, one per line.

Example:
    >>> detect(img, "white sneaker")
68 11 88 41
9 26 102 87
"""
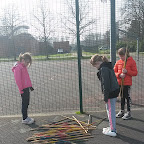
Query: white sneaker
103 127 110 133
22 117 34 124
116 110 124 118
122 111 131 120
103 130 117 137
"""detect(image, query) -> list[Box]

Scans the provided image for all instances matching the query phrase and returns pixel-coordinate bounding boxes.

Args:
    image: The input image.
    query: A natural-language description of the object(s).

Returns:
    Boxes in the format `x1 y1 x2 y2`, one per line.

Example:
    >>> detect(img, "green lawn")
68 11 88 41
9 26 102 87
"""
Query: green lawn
0 51 142 62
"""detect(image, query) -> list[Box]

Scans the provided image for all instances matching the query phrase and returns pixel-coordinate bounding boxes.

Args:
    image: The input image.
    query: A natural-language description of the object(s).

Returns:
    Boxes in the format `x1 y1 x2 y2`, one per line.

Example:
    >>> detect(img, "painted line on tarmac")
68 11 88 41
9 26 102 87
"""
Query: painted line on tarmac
0 108 144 118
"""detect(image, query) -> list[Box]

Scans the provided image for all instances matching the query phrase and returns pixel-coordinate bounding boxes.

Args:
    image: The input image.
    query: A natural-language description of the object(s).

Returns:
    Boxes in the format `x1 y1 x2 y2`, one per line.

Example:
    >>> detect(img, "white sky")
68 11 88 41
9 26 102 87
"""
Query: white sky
0 0 123 42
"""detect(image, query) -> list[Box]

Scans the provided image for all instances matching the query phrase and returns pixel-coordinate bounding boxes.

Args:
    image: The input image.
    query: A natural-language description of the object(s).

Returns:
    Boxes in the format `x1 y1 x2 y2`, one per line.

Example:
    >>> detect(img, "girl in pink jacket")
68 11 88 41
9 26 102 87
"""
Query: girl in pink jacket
12 52 34 124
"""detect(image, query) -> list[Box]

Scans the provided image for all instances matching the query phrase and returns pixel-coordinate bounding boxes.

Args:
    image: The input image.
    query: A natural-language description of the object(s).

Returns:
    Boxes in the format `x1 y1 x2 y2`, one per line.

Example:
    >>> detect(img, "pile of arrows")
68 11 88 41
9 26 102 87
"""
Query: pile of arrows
27 115 106 144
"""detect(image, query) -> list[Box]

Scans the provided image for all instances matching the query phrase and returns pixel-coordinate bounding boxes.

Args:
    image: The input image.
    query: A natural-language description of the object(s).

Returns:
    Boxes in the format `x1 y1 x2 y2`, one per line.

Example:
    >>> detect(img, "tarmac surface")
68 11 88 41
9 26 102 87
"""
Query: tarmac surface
0 108 144 144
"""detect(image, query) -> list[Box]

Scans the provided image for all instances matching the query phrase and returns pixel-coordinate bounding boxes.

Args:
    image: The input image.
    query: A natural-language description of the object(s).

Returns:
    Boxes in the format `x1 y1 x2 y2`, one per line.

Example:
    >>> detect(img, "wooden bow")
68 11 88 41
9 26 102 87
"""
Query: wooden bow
120 47 128 98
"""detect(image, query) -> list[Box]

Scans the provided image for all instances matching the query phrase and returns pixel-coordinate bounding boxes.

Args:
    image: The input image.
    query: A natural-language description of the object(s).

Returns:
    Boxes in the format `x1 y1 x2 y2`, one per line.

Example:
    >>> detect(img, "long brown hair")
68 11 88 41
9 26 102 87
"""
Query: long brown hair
19 52 32 66
118 47 130 57
90 54 109 65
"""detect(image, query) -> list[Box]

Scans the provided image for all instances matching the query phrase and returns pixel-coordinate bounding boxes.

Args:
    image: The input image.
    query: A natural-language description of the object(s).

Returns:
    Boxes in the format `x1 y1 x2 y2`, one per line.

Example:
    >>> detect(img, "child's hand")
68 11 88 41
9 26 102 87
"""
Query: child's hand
21 90 24 94
30 87 34 91
119 73 125 78
122 68 127 73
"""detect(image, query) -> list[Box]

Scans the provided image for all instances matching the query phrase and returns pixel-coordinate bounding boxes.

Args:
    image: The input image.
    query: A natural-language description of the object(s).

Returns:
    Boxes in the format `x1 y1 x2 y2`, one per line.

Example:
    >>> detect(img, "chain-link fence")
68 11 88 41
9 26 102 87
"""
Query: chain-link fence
0 0 143 116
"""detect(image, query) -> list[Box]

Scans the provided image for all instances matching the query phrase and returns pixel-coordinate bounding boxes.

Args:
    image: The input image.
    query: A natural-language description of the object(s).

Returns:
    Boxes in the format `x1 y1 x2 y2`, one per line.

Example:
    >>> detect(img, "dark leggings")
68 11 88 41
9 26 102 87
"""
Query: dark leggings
21 88 30 120
120 85 131 112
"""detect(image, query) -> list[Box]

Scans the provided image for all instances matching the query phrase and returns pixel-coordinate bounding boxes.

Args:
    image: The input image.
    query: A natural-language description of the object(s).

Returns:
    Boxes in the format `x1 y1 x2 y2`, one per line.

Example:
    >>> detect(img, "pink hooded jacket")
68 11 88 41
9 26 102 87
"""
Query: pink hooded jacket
12 62 32 94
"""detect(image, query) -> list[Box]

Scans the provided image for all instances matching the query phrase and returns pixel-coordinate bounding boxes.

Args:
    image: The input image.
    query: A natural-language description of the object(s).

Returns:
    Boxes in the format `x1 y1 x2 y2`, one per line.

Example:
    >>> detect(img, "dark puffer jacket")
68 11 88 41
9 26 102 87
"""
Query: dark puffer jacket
97 62 119 102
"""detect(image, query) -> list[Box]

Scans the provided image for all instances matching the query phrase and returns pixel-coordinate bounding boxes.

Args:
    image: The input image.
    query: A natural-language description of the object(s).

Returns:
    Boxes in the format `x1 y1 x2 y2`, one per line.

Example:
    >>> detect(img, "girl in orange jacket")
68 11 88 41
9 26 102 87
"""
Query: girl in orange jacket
114 48 138 120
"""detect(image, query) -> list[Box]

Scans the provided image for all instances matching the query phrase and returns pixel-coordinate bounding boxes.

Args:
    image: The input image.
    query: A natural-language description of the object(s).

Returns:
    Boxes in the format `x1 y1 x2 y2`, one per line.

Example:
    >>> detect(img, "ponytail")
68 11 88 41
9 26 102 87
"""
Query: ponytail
19 53 23 62
101 56 109 62
90 54 109 65
18 52 32 66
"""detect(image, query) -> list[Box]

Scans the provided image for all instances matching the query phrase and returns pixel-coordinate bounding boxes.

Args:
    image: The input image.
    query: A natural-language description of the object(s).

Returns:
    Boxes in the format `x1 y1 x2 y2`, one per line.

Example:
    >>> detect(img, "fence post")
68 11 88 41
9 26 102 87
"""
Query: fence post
110 0 116 66
137 38 139 61
75 0 83 113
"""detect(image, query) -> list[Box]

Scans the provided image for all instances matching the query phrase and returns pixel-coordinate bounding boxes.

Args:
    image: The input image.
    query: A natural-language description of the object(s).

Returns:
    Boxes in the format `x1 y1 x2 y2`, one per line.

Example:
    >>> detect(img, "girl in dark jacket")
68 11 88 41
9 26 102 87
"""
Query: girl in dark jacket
90 54 119 137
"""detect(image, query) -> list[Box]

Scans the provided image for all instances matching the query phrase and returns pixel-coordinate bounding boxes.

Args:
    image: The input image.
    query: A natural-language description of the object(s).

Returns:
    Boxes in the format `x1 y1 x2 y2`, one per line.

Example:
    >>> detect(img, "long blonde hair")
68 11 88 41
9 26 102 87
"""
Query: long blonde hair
90 54 109 66
19 52 32 66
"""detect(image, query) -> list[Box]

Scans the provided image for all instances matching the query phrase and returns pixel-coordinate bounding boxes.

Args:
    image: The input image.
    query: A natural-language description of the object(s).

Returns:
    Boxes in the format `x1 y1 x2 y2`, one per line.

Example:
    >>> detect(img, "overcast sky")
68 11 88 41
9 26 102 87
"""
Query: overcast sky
0 0 123 42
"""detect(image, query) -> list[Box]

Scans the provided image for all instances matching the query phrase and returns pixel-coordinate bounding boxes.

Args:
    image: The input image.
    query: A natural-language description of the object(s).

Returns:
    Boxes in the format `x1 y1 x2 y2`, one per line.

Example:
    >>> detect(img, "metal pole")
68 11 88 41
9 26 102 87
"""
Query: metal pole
137 38 139 61
75 0 83 113
110 0 116 66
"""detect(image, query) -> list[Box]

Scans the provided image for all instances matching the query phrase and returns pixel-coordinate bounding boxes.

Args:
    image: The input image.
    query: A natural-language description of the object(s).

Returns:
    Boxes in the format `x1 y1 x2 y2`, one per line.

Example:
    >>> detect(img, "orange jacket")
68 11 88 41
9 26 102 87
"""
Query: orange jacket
114 56 138 86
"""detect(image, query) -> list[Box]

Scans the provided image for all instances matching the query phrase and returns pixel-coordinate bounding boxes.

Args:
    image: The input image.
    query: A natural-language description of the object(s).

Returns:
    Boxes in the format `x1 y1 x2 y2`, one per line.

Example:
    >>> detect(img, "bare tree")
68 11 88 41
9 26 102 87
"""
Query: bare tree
32 0 55 59
1 4 28 60
121 0 144 40
61 0 97 40
60 0 97 57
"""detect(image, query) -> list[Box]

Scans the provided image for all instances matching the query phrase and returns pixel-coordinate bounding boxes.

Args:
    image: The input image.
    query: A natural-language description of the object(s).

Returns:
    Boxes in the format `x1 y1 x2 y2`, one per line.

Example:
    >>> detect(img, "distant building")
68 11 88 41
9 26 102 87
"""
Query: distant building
53 41 70 53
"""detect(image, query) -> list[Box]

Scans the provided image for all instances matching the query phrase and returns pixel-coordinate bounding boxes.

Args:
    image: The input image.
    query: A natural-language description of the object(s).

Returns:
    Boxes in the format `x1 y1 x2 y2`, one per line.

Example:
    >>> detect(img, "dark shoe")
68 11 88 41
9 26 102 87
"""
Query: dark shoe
116 110 124 118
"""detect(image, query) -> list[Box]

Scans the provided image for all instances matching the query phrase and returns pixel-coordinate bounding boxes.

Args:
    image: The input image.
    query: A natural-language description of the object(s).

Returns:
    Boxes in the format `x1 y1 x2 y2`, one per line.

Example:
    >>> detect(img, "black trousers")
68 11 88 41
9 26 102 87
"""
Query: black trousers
120 85 131 112
21 88 30 120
